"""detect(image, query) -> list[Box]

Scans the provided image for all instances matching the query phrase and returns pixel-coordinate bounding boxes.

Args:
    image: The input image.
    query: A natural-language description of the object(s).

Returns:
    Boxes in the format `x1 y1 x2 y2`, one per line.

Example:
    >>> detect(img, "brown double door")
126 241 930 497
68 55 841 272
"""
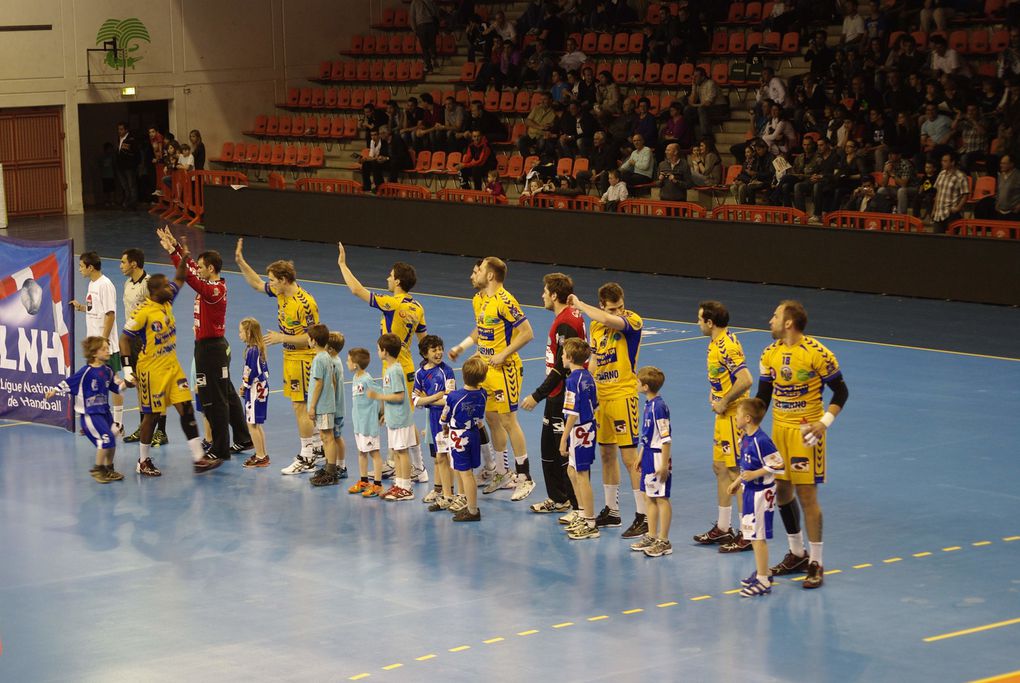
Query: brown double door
0 107 67 217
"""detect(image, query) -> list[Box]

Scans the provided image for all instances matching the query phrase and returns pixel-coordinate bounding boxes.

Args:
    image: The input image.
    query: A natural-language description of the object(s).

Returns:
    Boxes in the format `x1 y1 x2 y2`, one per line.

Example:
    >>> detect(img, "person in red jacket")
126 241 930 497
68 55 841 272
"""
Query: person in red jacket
454 130 496 190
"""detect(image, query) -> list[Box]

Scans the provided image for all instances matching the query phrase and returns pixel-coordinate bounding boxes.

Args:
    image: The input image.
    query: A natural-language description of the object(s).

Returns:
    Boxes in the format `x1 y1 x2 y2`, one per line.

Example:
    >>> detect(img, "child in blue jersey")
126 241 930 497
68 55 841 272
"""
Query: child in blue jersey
307 324 340 487
45 336 124 483
347 348 383 498
728 397 786 597
632 366 674 557
441 356 488 522
559 338 600 540
369 334 416 501
238 318 271 468
413 335 458 511
328 332 348 479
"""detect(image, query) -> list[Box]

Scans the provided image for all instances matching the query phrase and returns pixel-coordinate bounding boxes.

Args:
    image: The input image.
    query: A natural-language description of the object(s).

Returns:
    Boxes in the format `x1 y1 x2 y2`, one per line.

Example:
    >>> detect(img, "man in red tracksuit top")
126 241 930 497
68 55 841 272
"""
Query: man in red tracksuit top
455 130 496 190
158 226 252 462
521 272 587 516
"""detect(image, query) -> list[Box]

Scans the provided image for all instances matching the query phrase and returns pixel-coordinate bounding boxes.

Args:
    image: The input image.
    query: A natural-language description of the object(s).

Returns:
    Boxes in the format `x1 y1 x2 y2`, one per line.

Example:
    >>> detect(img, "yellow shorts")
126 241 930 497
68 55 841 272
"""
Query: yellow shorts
713 412 743 468
482 359 522 414
138 364 192 415
283 352 314 403
772 423 827 485
596 394 640 448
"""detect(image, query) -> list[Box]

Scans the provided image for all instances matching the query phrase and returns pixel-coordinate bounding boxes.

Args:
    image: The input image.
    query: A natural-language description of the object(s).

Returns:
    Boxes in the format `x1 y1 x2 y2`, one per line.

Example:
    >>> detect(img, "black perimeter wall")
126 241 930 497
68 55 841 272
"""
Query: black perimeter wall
204 186 1020 306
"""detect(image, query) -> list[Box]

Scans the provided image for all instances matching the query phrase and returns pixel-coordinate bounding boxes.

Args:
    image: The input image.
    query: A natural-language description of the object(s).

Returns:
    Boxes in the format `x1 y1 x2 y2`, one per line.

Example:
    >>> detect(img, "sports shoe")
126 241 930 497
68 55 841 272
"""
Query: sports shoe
90 466 110 483
348 480 369 494
280 456 316 475
362 483 383 498
559 510 581 525
803 561 824 589
390 486 414 501
621 513 648 538
719 536 753 553
594 506 622 528
423 489 439 504
452 508 481 522
741 577 772 597
201 439 214 454
381 485 401 500
428 496 451 512
381 463 396 479
511 476 536 501
337 466 348 479
136 458 161 477
230 441 255 454
564 517 588 534
310 468 339 487
643 539 673 557
693 523 737 545
412 465 429 483
123 427 141 443
741 571 759 588
194 455 223 473
482 470 515 494
770 551 810 576
243 454 270 468
531 498 571 513
151 429 169 447
448 494 468 512
107 469 124 481
568 523 601 540
477 466 495 487
629 534 656 551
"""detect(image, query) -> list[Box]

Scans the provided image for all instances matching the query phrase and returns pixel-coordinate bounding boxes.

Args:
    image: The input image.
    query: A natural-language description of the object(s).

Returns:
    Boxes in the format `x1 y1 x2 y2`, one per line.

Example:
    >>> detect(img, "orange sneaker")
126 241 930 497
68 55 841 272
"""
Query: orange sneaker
362 483 383 498
348 480 369 494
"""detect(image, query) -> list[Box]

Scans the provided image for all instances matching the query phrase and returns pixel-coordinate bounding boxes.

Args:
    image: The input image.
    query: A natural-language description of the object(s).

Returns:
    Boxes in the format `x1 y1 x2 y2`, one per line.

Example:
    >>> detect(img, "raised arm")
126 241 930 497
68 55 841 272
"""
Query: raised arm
234 238 266 291
336 241 371 303
567 293 626 330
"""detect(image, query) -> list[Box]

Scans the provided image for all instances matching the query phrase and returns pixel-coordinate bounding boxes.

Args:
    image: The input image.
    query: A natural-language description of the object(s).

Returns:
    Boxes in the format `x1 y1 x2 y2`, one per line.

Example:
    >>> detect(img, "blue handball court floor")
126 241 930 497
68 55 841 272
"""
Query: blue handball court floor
1 212 1019 683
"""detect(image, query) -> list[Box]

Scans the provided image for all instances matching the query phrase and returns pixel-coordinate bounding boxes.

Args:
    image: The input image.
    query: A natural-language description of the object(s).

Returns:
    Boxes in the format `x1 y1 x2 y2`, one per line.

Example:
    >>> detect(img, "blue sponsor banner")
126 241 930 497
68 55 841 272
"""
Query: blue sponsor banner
0 236 75 430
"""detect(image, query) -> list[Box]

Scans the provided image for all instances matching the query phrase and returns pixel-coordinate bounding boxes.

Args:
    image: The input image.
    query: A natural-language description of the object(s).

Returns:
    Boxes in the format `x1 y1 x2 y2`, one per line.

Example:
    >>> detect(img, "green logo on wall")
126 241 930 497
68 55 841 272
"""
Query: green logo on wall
95 18 151 69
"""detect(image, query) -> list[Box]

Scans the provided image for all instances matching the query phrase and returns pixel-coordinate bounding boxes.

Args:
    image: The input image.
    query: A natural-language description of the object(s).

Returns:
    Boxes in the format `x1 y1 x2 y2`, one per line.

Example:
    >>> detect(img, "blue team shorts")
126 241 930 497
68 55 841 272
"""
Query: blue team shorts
740 485 776 541
243 396 267 425
333 414 345 439
568 420 597 472
639 447 672 498
81 411 116 450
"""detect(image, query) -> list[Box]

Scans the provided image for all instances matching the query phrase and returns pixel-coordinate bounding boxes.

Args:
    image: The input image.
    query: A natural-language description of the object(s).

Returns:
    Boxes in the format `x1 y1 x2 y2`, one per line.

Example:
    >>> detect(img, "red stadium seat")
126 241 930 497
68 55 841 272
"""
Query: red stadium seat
310 88 324 108
678 62 695 86
596 33 613 55
298 88 312 107
644 62 661 85
628 32 644 54
266 116 279 136
282 145 298 166
660 62 678 86
708 32 728 54
278 117 292 136
582 32 598 53
270 144 285 165
350 88 365 109
324 88 338 108
286 87 299 106
331 61 344 80
612 32 630 55
627 61 644 84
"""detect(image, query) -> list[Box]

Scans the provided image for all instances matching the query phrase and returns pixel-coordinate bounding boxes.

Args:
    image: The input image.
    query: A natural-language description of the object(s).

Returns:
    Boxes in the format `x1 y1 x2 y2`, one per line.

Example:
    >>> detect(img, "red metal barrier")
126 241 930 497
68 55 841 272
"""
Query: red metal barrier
947 219 1019 240
618 198 707 218
149 162 172 215
822 211 925 233
186 170 249 226
377 183 432 199
519 194 601 211
159 169 191 223
295 177 362 194
435 188 496 204
711 204 808 224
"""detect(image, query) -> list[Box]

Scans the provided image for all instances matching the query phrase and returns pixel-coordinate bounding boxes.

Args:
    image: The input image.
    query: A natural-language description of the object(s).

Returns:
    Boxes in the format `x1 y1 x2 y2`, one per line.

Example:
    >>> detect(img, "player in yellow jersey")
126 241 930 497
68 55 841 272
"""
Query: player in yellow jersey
335 242 430 483
757 300 849 589
235 239 322 475
567 283 647 538
120 274 224 475
693 301 756 552
449 257 537 502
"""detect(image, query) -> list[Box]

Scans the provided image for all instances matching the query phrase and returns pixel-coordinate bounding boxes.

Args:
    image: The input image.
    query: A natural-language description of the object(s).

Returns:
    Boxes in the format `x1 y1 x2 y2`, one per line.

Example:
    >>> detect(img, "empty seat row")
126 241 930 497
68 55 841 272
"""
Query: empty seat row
313 60 425 83
888 28 1011 54
212 142 325 169
705 30 800 56
341 33 456 56
283 87 395 110
244 114 363 140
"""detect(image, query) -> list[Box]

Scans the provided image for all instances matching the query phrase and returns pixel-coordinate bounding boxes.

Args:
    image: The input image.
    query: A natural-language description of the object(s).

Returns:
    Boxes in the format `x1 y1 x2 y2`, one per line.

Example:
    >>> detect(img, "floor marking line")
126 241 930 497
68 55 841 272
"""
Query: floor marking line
924 617 1020 643
973 541 992 546
853 563 872 569
415 654 436 661
823 569 843 575
449 645 470 652
1003 536 1020 542
883 557 903 563
657 601 680 606
381 664 402 671
552 622 574 628
690 595 712 601
723 589 742 595
587 615 609 621
967 668 1020 683
790 576 807 582
349 675 370 681
517 629 539 636
622 608 644 614
482 638 504 644
913 552 932 557
943 546 962 552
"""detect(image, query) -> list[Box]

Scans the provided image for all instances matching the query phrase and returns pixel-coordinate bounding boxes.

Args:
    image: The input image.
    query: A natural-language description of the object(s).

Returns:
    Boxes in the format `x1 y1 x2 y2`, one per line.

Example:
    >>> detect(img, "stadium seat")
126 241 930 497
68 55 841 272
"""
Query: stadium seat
572 157 589 175
343 61 357 80
645 92 660 113
556 158 573 176
514 91 532 114
377 7 395 28
428 151 447 174
364 89 377 108
644 62 661 85
628 32 644 54
762 2 775 19
282 145 298 166
582 32 598 53
295 145 311 167
363 35 376 55
316 116 330 138
251 114 268 135
270 144 285 165
440 33 456 55
257 143 271 165
948 30 967 53
523 155 540 176
612 32 630 55
356 62 370 81
712 62 729 86
370 61 384 81
376 35 389 55
781 32 800 60
627 61 644 84
402 34 417 55
343 116 358 139
530 91 544 109
348 35 364 55
989 28 1008 52
708 32 729 54
350 88 365 109
678 63 695 86
409 61 424 81
307 147 325 169
504 155 524 180
596 33 613 55
444 152 462 175
389 35 403 55
396 62 411 82
911 31 928 49
214 141 234 163
278 117 292 136
888 31 905 48
318 61 331 80
325 88 338 108
496 154 510 177
968 175 996 203
660 94 676 111
331 61 344 81
394 7 408 28
499 91 516 113
660 62 678 86
454 62 476 84
645 3 663 24
729 32 746 55
266 116 280 136
484 90 500 112
727 2 745 22
762 32 781 52
290 115 305 137
968 29 989 53
746 32 763 53
286 87 299 106
414 151 432 174
378 88 392 106
311 89 325 108
612 62 628 84
508 122 527 145
744 2 763 23
329 117 345 139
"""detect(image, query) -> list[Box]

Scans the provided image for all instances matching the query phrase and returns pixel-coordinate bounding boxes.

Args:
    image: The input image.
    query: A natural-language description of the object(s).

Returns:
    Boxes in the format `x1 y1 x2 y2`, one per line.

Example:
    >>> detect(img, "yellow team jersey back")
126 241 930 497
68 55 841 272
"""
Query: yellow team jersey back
124 284 180 371
473 287 527 364
265 283 319 357
590 310 643 400
371 292 427 376
759 335 841 426
707 330 749 413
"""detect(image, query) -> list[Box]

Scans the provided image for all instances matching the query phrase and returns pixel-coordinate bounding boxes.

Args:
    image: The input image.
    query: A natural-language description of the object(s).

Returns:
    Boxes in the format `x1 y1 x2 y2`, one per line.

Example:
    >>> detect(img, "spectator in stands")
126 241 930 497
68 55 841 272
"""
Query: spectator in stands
516 0 545 36
458 99 501 147
455 130 496 190
772 137 819 207
940 75 966 117
915 158 940 218
409 0 439 73
360 103 389 145
475 39 520 91
976 154 1020 220
931 152 970 233
998 28 1020 79
519 91 556 156
841 0 867 48
619 134 655 192
928 35 967 80
804 31 837 85
384 100 402 134
685 67 727 139
594 70 623 124
600 169 628 212
883 71 919 116
559 36 587 73
732 139 774 205
520 38 553 87
115 121 139 211
795 136 839 220
862 108 894 170
833 140 868 210
558 100 597 157
919 0 950 34
877 146 918 215
537 4 566 51
575 67 598 108
885 36 926 81
953 104 989 173
657 143 693 202
432 97 465 152
846 175 892 213
996 77 1020 160
920 103 954 166
466 14 491 62
689 139 722 186
399 97 426 151
754 67 788 118
577 130 618 195
484 169 508 205
659 103 693 157
761 104 798 157
177 144 194 172
549 69 570 103
887 110 920 160
486 10 516 45
631 98 659 151
360 129 388 193
189 130 205 171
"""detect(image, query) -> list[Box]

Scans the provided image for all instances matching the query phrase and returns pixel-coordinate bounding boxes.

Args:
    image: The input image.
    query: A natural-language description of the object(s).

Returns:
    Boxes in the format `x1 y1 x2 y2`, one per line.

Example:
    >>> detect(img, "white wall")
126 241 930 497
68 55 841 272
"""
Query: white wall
0 0 377 213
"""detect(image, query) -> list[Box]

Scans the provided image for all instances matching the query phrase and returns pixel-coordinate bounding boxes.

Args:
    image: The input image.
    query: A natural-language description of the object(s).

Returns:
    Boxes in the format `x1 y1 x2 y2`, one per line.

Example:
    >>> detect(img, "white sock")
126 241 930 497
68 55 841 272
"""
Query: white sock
514 453 527 465
788 532 806 557
494 450 508 474
584 517 596 528
311 433 323 450
188 437 205 462
300 436 315 456
409 442 424 470
482 442 495 469
139 443 150 462
718 506 732 530
604 484 619 512
809 542 823 566
633 490 646 515
113 405 124 425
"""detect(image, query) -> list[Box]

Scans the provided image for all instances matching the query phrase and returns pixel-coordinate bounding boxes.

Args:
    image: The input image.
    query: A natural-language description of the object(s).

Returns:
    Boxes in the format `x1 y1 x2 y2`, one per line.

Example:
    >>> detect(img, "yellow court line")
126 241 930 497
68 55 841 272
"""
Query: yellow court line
943 546 962 552
823 569 843 575
853 563 873 569
587 615 609 621
552 622 574 629
657 601 680 607
448 645 470 652
381 663 402 671
924 617 1020 643
968 669 1020 683
723 589 742 595
517 630 538 636
349 675 370 681
1004 536 1020 542
883 557 903 564
482 637 504 644
690 595 712 601
973 541 993 546
622 608 644 614
415 654 436 661
913 552 932 558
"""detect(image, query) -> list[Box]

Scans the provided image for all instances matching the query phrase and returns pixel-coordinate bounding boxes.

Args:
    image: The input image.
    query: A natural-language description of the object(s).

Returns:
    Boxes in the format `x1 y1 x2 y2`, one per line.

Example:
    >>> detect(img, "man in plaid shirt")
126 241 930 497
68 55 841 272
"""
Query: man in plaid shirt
931 153 970 234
